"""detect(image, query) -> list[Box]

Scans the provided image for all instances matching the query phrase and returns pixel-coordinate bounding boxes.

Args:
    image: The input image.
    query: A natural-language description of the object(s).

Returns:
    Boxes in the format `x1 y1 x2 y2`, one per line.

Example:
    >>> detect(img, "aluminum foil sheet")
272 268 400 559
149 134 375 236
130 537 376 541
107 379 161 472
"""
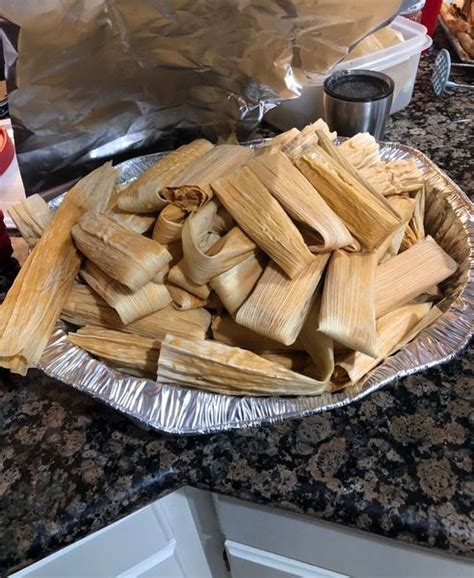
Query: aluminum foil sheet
38 142 473 434
0 0 402 194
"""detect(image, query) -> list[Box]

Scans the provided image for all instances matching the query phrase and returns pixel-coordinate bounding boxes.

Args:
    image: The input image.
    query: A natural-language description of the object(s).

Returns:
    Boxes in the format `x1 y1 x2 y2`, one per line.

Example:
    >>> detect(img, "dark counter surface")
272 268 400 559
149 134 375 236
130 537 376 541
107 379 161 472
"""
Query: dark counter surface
1 28 473 575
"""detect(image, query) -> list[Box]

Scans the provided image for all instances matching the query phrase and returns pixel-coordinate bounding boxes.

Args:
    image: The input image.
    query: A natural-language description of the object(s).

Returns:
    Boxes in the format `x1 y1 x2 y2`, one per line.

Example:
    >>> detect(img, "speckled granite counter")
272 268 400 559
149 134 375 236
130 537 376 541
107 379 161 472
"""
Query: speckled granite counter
1 28 473 575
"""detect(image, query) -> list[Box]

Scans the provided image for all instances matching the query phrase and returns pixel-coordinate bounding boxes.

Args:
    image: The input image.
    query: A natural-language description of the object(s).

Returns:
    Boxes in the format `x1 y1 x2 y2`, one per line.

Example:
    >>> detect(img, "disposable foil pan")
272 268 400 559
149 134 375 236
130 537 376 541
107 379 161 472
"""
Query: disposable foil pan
39 142 473 434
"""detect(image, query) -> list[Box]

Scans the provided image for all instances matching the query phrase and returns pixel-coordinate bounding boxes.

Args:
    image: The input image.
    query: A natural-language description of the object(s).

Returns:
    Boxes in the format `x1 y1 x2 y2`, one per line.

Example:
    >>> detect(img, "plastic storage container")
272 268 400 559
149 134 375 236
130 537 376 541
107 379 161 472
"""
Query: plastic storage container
265 16 432 131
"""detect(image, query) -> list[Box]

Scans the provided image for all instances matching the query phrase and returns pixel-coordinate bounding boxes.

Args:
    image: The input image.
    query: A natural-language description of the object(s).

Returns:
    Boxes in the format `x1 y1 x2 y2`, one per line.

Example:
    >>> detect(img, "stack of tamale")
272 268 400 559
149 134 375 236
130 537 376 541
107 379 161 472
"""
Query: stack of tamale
1 120 458 400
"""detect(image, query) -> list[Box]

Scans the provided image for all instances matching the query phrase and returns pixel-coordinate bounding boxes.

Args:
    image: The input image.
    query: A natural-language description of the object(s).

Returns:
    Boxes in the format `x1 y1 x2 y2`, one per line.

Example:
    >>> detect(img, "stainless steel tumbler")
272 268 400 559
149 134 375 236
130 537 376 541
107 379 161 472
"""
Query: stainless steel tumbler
323 70 394 140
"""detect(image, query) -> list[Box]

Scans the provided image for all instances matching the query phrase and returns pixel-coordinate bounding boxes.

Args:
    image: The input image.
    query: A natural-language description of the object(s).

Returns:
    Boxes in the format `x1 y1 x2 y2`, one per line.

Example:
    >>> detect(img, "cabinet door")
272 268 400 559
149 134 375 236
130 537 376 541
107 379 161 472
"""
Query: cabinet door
225 540 348 578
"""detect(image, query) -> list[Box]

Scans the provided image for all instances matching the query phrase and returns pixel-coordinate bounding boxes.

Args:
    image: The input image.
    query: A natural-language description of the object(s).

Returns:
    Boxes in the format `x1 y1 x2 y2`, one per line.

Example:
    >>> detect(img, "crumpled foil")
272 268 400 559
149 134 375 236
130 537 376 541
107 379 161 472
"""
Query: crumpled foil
38 142 473 435
0 0 401 194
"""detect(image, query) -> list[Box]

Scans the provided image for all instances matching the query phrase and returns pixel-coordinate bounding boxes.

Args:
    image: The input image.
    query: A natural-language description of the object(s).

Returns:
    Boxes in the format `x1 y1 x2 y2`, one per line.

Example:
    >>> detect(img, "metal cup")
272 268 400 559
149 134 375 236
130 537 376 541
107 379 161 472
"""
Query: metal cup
323 70 394 140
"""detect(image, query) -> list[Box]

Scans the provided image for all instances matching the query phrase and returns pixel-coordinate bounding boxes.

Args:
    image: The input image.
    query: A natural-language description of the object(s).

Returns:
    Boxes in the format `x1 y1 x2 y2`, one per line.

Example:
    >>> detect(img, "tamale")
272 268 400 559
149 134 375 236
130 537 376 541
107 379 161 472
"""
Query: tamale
375 196 417 263
161 241 184 268
153 265 170 284
157 335 331 396
236 254 330 346
152 204 187 244
400 186 426 253
80 261 171 324
181 200 257 284
260 128 300 154
247 152 354 252
72 212 171 291
212 166 314 278
8 195 52 247
360 158 424 196
319 251 378 357
337 133 380 170
167 284 208 310
62 284 211 342
299 297 334 382
281 119 336 160
167 261 211 299
117 139 214 213
375 236 457 318
259 351 310 372
295 151 400 251
162 145 254 211
211 314 303 351
316 129 400 220
68 326 160 377
209 252 267 315
211 206 234 235
333 303 433 386
0 163 116 375
109 208 156 235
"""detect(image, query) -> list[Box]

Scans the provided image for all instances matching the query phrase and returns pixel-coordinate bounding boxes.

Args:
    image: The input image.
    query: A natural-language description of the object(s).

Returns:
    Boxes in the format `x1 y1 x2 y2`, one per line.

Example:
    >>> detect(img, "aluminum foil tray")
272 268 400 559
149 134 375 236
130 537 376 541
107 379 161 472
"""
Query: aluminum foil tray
39 142 473 434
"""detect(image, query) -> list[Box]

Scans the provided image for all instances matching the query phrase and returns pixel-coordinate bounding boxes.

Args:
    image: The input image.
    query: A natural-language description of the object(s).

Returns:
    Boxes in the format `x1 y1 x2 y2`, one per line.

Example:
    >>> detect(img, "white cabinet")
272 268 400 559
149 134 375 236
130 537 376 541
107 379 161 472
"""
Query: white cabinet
215 495 474 578
12 489 225 578
225 540 347 578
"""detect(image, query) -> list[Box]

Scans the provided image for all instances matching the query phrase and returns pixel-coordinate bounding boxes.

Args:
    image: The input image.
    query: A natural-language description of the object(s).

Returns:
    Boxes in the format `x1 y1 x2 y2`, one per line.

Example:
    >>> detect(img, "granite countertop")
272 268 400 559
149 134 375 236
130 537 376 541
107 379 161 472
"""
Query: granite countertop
1 28 473 575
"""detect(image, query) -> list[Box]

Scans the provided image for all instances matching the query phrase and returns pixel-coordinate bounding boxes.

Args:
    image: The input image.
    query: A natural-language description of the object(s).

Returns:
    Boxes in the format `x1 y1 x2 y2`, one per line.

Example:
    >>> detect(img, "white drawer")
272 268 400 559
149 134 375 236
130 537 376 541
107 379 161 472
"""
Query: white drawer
12 504 170 577
226 540 347 578
216 496 474 578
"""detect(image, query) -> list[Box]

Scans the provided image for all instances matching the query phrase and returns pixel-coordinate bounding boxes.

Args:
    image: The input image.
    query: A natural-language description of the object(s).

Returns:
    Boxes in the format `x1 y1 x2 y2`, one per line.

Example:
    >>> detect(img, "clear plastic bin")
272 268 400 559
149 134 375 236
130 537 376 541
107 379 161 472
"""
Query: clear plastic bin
265 16 433 131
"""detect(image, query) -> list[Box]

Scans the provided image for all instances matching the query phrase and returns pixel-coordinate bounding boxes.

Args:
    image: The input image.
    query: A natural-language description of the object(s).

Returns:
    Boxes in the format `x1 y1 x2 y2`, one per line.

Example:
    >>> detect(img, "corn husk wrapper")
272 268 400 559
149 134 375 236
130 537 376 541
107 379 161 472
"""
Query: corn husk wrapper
360 158 424 196
236 254 330 346
8 194 52 247
72 212 172 291
152 204 187 244
80 261 171 325
299 297 334 382
259 351 310 372
259 128 300 155
160 241 184 269
0 163 117 375
181 200 257 284
167 284 208 310
162 145 254 212
117 139 214 213
211 314 303 352
157 335 331 396
316 129 400 220
295 151 400 251
68 325 160 378
320 251 377 357
333 303 433 386
212 166 314 278
210 252 267 315
401 187 426 252
375 235 457 318
211 206 234 235
167 262 211 299
109 209 156 235
247 151 354 252
62 284 211 342
375 196 417 263
281 120 336 160
153 265 170 284
337 133 380 170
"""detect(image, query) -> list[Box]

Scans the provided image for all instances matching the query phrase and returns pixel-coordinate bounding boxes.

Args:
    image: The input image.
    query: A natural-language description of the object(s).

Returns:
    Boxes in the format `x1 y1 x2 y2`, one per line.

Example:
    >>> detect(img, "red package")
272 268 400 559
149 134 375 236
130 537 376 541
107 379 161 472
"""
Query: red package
421 0 443 36
0 209 13 265
0 127 15 176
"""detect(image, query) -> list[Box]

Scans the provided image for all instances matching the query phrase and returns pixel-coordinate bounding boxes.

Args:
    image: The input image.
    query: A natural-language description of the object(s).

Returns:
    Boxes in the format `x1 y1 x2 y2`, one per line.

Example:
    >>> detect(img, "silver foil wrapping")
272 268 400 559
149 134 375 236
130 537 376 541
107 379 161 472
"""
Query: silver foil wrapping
38 141 473 434
0 0 402 194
